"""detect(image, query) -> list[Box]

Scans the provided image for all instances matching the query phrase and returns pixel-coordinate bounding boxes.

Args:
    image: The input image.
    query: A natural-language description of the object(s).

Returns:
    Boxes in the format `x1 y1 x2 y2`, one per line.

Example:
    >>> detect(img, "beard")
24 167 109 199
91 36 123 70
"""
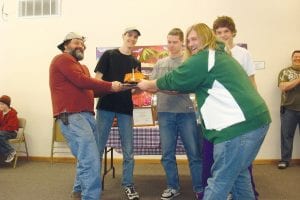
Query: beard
70 48 84 61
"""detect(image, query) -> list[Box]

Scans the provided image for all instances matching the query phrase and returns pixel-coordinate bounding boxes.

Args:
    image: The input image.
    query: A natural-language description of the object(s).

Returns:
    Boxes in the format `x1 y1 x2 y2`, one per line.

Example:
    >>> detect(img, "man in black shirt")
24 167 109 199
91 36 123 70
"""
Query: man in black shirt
94 27 141 200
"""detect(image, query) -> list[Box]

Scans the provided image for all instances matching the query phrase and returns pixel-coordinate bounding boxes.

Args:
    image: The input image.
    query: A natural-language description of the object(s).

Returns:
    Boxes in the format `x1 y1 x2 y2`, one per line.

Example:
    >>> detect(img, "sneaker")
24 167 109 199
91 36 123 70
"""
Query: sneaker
278 161 289 169
124 186 139 200
5 150 16 163
70 191 81 199
195 192 203 200
161 188 180 200
227 193 233 200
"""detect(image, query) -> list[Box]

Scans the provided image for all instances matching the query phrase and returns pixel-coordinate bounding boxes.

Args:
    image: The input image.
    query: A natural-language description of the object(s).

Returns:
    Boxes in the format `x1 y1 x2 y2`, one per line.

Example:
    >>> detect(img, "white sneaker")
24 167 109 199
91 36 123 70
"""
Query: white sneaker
161 188 180 200
227 193 233 200
5 150 16 163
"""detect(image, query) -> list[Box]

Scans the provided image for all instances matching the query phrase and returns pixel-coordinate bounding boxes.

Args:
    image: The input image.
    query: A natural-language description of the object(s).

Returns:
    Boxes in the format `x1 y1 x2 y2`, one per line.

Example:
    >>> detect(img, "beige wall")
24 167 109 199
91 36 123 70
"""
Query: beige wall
1 0 300 159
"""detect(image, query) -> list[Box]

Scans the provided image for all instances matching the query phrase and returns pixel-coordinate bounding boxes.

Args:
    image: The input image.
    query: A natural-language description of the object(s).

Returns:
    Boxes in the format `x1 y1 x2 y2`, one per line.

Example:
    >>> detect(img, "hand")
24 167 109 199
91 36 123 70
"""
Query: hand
111 81 123 92
137 79 158 93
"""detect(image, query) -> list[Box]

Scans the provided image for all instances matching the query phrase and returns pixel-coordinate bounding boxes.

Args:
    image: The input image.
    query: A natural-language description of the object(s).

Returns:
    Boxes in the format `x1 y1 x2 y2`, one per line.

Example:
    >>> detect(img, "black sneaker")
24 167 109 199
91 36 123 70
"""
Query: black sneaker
278 161 289 169
124 186 139 200
161 188 180 200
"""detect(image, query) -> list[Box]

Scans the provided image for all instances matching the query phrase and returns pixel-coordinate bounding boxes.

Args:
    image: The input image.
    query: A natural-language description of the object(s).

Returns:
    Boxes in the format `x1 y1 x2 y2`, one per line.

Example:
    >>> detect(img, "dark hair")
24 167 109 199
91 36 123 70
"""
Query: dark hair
168 28 184 42
213 16 237 37
292 50 300 57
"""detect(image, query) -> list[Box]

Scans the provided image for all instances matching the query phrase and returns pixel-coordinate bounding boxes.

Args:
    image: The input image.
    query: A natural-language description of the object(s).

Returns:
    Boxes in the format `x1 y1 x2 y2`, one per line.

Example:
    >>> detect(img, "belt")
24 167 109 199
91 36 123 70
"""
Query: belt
56 111 93 119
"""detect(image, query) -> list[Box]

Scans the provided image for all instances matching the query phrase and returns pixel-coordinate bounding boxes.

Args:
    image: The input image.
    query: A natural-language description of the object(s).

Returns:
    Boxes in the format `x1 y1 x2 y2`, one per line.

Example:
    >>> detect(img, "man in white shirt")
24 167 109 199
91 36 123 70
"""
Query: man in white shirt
213 16 257 88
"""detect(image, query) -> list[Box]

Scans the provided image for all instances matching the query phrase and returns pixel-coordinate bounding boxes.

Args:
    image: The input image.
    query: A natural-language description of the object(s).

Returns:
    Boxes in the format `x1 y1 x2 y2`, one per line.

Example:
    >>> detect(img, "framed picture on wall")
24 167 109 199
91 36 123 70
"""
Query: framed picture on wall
133 106 155 126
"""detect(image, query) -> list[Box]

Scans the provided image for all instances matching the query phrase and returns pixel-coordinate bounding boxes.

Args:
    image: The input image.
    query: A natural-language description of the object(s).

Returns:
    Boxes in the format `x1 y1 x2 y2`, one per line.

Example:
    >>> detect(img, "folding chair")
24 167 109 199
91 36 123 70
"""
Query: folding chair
8 117 29 168
50 119 68 163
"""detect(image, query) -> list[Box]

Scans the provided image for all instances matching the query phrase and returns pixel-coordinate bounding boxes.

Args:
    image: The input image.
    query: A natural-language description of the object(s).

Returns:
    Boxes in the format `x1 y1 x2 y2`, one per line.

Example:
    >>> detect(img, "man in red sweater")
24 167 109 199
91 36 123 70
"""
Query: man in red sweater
49 32 122 200
0 95 18 163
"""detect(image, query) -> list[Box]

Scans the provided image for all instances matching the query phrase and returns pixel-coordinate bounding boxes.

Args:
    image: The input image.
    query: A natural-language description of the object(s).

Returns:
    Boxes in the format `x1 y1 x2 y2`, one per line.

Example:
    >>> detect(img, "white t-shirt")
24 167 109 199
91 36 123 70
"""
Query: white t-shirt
231 45 255 76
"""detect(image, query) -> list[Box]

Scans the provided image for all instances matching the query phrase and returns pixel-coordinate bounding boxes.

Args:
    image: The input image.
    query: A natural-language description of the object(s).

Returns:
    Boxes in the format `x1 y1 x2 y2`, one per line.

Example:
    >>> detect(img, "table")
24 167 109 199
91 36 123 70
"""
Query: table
106 125 186 155
102 125 186 189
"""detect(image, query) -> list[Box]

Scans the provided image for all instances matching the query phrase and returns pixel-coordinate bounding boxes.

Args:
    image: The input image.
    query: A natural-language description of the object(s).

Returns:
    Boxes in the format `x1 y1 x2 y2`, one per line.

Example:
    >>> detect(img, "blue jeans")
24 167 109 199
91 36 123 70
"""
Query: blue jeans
280 107 300 162
202 139 259 199
59 112 101 200
96 109 134 187
0 130 17 156
158 112 203 192
204 124 269 200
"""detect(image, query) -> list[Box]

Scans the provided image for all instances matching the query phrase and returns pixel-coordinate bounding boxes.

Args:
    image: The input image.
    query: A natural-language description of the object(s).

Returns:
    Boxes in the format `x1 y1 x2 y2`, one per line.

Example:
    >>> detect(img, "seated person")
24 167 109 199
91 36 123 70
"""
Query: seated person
0 95 18 163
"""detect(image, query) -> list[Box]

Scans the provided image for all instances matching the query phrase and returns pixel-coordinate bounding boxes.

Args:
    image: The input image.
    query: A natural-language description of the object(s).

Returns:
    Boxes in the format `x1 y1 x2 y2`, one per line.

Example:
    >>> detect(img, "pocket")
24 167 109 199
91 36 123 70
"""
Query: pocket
8 131 17 139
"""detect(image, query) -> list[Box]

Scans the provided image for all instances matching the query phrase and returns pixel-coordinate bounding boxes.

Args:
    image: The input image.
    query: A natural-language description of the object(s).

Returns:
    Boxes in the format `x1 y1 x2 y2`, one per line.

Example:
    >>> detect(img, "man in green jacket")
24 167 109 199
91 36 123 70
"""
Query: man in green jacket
137 23 271 200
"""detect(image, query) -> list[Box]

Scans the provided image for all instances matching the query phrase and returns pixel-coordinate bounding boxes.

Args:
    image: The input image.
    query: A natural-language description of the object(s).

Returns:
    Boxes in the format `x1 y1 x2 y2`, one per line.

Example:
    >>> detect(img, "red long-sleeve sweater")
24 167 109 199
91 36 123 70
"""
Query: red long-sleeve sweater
49 53 112 117
0 108 18 132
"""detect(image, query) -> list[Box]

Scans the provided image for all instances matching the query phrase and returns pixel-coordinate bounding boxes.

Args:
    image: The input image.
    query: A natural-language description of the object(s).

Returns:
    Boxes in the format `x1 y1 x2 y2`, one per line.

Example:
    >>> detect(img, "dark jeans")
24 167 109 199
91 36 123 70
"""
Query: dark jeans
0 130 17 156
158 112 203 192
280 107 300 162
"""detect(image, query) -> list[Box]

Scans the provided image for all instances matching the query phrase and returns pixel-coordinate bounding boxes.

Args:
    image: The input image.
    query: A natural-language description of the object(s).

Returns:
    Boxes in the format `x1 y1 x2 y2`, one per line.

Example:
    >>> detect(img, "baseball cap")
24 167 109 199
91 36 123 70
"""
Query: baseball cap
124 27 141 36
57 32 86 51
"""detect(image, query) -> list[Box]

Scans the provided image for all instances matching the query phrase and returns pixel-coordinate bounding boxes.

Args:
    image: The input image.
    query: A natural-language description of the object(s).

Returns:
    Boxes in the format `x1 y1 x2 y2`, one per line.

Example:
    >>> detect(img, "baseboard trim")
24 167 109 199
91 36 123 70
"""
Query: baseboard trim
253 159 300 165
18 156 300 165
